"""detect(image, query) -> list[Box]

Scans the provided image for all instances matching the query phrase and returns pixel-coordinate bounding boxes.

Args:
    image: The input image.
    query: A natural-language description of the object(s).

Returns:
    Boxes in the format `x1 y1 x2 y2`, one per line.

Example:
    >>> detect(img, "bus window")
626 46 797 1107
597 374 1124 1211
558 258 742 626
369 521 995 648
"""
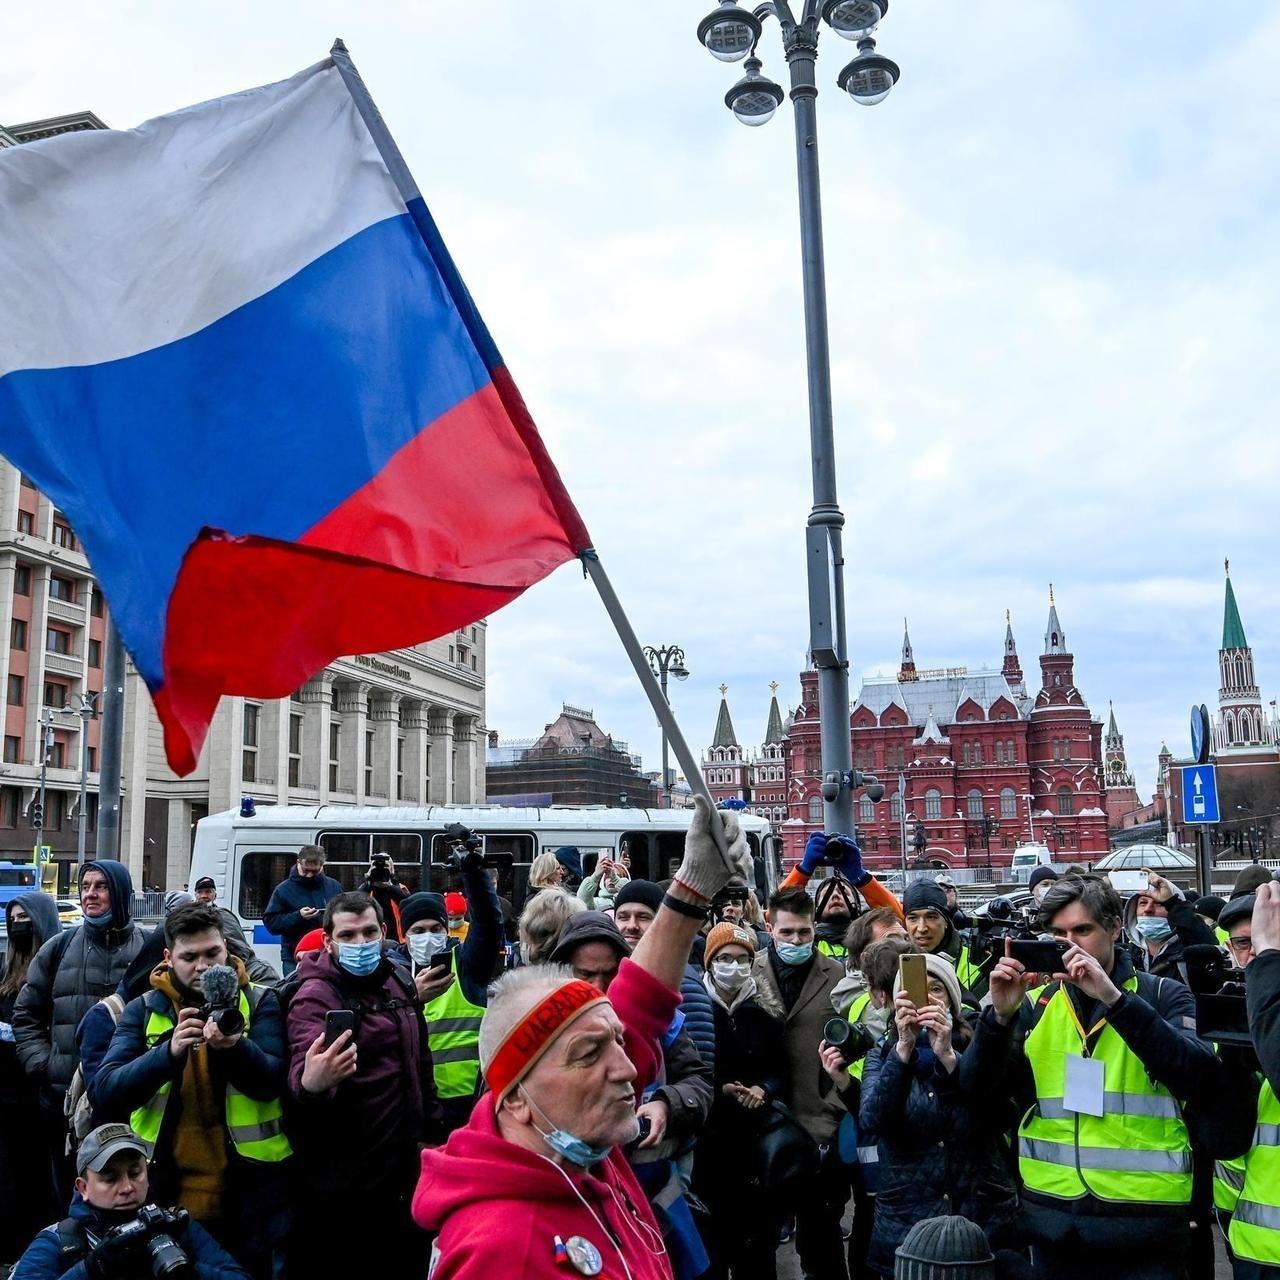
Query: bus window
372 833 422 865
318 832 370 862
237 852 295 919
428 831 520 906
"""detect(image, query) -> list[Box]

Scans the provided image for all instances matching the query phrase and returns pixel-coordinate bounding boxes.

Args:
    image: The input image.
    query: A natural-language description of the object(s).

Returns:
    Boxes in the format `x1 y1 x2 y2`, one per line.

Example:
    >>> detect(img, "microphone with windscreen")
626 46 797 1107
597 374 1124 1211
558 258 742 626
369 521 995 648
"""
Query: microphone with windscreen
199 963 245 1036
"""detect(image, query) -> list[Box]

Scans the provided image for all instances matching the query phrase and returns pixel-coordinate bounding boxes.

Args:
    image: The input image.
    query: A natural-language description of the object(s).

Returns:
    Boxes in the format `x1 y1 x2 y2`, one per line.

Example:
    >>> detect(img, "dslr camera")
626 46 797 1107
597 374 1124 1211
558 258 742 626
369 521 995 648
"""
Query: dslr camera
822 1016 879 1068
197 965 245 1038
368 851 395 885
443 822 484 871
100 1204 191 1278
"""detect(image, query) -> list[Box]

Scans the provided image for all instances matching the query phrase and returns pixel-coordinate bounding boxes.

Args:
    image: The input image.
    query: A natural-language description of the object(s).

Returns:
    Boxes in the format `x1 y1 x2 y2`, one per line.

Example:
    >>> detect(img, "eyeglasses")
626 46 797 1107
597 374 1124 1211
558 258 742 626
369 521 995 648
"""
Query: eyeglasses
1227 936 1254 957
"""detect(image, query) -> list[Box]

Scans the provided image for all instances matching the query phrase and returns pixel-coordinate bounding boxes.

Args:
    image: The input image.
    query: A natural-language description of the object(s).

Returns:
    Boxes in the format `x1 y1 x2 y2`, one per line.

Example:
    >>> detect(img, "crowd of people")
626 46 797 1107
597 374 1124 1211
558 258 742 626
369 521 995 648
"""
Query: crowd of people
2 803 1280 1280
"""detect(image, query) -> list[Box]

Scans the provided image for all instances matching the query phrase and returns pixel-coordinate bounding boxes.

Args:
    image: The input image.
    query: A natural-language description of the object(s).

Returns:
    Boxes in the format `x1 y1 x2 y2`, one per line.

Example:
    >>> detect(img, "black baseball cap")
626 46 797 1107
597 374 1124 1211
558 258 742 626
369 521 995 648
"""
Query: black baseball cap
193 876 216 892
549 911 629 964
77 1123 148 1176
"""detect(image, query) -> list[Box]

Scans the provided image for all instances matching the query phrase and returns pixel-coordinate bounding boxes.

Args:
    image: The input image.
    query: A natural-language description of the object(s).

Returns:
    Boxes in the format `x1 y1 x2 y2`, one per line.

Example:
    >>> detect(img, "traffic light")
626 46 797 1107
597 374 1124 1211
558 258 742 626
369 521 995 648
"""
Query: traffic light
29 800 44 829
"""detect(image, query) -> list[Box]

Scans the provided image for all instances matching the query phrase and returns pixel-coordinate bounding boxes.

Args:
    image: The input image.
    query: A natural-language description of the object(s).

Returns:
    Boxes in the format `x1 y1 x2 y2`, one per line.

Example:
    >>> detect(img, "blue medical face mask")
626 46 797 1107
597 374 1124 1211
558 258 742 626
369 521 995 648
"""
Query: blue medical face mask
520 1086 612 1168
774 940 814 966
336 939 383 977
83 905 113 923
1136 916 1174 943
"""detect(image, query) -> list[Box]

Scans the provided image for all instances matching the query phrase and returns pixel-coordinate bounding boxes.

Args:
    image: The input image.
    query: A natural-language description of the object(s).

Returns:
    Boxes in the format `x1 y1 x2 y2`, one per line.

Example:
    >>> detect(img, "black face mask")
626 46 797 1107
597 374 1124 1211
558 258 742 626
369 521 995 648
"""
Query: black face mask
8 920 34 943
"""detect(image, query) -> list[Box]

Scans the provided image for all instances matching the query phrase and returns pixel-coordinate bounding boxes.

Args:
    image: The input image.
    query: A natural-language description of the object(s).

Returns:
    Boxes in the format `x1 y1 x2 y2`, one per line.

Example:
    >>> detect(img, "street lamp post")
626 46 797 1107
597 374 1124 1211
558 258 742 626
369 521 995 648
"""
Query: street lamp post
642 645 690 808
75 692 98 867
696 0 899 837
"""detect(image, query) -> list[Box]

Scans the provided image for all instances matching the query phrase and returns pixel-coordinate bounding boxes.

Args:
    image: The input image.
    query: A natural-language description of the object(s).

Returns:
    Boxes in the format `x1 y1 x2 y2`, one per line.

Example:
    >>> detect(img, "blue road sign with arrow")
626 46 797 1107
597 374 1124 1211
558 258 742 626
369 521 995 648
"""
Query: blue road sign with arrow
1181 764 1220 824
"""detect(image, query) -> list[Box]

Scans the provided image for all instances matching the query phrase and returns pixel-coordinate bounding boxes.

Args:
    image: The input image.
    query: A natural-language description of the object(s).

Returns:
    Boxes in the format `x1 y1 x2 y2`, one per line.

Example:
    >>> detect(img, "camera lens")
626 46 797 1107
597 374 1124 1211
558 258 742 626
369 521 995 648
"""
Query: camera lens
210 1006 245 1037
822 1017 852 1048
145 1234 192 1278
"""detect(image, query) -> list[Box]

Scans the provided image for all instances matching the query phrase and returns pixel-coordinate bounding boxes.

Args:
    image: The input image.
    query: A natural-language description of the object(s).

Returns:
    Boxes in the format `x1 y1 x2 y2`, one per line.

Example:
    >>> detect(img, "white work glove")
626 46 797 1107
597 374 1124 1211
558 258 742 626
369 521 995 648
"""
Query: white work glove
674 796 754 902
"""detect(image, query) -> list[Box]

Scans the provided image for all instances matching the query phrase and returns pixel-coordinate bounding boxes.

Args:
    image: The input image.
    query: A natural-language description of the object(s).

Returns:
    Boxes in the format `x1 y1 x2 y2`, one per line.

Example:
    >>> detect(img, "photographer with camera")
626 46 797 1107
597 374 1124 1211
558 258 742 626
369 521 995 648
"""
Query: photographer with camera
11 1124 249 1280
1123 870 1219 984
358 852 411 942
781 831 905 929
968 873 1220 1278
94 905 290 1280
388 824 504 1133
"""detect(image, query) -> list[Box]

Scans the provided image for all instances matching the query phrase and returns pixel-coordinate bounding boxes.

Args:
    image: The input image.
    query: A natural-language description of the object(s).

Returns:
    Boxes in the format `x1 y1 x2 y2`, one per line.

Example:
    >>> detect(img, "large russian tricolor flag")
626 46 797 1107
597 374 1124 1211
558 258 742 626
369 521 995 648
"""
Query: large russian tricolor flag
0 53 591 776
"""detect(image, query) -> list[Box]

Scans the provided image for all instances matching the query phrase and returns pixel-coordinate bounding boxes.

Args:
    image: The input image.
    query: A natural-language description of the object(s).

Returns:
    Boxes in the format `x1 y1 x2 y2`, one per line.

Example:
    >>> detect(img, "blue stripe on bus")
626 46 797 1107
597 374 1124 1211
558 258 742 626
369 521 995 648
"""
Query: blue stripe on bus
253 924 278 944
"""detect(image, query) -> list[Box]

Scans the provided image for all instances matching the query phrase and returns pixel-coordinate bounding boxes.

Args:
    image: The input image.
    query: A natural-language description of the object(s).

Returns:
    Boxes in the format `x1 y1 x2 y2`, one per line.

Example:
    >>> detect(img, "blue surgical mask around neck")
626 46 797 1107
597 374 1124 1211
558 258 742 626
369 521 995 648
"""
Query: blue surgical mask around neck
1136 916 1174 943
520 1086 612 1168
774 940 814 966
83 904 113 925
336 939 383 977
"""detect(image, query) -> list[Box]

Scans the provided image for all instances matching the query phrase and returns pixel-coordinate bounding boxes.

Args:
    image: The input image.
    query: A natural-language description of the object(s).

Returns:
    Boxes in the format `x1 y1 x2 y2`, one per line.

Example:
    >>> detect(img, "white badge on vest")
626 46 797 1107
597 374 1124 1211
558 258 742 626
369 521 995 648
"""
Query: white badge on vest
1064 1054 1105 1117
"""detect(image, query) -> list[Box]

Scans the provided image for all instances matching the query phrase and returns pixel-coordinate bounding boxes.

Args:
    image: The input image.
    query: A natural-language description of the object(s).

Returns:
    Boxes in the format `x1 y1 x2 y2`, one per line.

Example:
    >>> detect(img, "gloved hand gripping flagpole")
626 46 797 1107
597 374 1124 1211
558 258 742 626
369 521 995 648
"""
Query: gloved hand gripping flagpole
579 551 734 869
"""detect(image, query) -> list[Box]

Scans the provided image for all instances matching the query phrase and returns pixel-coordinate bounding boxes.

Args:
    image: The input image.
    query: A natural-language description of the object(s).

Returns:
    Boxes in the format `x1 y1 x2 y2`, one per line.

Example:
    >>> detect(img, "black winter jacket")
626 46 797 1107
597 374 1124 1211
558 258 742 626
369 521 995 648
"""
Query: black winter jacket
262 868 345 962
1124 889 1218 983
13 862 144 1099
861 1026 1019 1274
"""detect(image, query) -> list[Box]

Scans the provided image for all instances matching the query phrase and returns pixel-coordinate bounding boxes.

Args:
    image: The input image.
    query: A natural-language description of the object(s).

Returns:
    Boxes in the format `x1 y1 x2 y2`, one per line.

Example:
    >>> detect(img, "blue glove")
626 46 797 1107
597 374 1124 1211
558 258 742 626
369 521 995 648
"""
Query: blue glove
825 834 868 885
799 831 828 875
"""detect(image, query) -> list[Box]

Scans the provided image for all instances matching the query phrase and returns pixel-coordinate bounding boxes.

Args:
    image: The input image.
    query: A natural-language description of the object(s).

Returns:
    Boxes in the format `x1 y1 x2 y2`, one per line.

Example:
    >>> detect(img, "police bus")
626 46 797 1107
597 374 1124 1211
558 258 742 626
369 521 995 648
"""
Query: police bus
189 803 781 965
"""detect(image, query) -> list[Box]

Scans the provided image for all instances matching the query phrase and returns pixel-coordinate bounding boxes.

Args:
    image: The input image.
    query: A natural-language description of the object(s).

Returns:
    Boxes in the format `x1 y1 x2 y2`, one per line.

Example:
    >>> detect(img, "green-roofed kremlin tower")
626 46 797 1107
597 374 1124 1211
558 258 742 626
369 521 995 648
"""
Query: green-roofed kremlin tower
1217 560 1272 753
704 685 748 807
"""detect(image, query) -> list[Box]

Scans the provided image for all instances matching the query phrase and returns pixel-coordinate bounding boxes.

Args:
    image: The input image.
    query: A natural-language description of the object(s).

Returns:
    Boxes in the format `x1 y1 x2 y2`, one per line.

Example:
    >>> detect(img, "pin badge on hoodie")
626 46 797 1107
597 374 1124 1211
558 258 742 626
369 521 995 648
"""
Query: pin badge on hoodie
564 1236 603 1275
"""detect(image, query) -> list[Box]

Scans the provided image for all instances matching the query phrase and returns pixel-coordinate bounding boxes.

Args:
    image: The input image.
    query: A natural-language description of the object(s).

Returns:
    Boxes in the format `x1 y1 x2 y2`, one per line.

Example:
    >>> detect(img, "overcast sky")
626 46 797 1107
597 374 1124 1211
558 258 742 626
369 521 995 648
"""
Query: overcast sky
6 2 1278 800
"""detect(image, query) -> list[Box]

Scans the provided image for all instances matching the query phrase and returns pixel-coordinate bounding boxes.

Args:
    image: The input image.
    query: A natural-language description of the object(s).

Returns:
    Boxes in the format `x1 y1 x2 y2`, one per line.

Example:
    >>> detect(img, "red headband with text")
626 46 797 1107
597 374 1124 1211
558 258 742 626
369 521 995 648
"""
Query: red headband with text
485 979 608 1100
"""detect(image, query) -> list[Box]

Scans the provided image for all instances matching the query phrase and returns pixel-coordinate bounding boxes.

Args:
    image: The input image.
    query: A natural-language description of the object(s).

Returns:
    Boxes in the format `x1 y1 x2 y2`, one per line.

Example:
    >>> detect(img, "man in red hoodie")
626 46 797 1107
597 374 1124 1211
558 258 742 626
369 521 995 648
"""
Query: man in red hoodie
413 796 753 1280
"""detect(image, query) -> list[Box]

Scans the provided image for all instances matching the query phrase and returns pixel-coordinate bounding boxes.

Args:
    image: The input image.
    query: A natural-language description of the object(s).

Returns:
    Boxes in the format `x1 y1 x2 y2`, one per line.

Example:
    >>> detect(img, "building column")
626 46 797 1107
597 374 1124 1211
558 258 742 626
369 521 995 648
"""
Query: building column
119 669 151 886
369 692 401 803
165 798 191 889
453 714 476 804
272 700 291 804
428 708 454 804
335 681 369 801
299 673 335 799
401 700 428 804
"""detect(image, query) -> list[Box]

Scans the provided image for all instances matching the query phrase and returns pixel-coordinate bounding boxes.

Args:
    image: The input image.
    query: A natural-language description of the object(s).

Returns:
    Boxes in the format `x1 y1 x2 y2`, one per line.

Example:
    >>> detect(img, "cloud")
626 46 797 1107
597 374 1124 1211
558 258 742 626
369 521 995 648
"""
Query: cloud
3 2 1277 802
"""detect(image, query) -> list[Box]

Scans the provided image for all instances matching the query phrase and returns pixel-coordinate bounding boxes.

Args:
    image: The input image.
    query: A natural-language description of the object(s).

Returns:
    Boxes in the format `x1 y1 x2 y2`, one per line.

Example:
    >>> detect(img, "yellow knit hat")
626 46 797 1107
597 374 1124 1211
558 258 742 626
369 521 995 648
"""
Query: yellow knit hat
705 921 757 966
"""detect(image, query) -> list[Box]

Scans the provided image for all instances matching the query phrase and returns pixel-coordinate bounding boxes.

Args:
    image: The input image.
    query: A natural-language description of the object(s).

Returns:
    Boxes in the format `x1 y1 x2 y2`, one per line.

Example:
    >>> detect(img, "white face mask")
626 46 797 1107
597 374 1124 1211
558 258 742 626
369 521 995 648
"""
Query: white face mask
407 931 449 965
711 957 752 991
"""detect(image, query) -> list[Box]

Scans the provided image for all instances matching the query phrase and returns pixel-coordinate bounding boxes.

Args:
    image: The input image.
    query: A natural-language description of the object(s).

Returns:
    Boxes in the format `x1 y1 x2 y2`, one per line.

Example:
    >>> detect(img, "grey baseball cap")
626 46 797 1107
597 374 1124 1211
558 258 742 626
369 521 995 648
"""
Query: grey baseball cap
76 1123 148 1176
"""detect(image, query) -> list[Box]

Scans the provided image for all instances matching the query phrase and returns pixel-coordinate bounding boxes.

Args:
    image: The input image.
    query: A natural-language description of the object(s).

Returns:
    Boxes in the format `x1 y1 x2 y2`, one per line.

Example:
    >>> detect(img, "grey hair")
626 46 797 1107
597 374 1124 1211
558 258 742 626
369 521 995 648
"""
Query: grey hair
518 888 585 965
479 962 578 1074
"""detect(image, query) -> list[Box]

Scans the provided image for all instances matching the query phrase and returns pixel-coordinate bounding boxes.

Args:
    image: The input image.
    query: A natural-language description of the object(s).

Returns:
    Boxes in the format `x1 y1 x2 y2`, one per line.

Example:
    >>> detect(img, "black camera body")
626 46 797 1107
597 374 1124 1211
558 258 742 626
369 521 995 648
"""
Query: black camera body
102 1204 191 1277
199 1001 244 1037
822 1016 879 1067
443 822 484 871
958 896 1041 968
1185 943 1252 1049
368 851 394 885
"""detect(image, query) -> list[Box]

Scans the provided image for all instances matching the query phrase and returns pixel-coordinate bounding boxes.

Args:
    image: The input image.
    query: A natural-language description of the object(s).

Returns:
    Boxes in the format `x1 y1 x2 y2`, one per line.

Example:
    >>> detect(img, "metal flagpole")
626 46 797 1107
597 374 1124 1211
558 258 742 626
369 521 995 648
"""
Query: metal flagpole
97 618 126 860
581 553 731 859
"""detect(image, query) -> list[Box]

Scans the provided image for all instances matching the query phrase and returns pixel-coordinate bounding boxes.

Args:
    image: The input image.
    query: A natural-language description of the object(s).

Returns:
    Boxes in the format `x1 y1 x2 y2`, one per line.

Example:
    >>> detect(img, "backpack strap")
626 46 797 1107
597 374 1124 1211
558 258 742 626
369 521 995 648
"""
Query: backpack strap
55 1216 88 1264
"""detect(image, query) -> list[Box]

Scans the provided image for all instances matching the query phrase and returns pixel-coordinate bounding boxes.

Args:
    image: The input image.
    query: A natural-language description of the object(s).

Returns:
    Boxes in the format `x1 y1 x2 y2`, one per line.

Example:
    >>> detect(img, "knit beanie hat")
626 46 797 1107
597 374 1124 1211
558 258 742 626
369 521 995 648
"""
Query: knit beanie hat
400 892 447 930
705 921 757 966
903 880 951 919
444 892 468 918
613 879 663 913
1232 865 1274 899
295 927 326 955
892 951 964 1019
815 877 859 919
1028 865 1059 893
895 1216 994 1280
1194 894 1227 922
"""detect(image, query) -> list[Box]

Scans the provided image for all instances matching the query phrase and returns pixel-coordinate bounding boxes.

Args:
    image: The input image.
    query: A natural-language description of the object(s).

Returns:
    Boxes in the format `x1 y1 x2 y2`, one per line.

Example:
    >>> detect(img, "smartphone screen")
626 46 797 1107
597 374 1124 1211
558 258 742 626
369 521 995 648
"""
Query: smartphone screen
324 1009 357 1049
1008 939 1070 974
899 953 929 1008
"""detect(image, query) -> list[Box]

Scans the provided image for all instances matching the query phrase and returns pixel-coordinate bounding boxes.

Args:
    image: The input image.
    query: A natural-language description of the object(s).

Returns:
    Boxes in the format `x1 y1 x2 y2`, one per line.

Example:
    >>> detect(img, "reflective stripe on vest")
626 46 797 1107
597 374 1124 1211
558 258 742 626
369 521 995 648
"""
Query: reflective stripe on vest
856 1144 879 1166
1230 1082 1280 1263
1018 976 1191 1205
817 939 848 961
130 987 291 1163
846 992 873 1083
954 946 982 992
424 954 484 1099
1215 1156 1247 1213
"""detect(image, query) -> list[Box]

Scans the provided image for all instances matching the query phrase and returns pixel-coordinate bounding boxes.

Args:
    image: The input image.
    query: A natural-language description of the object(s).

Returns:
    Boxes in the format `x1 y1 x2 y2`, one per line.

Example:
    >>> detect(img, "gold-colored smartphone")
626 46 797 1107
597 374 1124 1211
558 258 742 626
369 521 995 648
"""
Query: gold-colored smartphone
900 953 929 1009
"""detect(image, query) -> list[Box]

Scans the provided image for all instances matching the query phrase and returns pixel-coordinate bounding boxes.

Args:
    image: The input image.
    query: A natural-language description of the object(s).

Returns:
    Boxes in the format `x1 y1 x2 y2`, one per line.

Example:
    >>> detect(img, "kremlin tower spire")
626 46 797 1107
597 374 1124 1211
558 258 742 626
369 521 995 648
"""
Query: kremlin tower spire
1002 609 1024 690
899 618 917 681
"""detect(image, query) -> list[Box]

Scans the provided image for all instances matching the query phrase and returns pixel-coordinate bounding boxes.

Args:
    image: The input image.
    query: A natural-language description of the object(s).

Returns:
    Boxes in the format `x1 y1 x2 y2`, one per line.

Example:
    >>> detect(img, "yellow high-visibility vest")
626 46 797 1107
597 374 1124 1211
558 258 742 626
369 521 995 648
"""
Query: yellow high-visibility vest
423 951 484 1100
131 986 291 1164
1230 1081 1280 1263
1018 978 1191 1206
